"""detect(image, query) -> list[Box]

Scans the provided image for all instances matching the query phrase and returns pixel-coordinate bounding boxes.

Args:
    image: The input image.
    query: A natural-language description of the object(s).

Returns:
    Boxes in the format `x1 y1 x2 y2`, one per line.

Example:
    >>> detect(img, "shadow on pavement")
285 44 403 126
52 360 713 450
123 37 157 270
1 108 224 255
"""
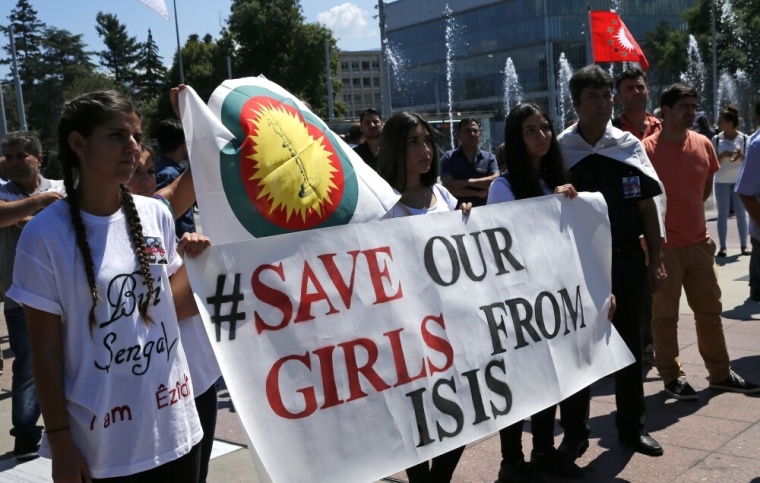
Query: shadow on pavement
723 299 760 319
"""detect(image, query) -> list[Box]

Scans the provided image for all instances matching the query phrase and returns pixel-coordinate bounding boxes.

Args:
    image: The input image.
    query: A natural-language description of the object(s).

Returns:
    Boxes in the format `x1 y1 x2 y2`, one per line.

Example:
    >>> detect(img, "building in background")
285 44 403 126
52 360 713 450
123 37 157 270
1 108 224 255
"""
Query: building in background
338 50 387 120
384 0 696 146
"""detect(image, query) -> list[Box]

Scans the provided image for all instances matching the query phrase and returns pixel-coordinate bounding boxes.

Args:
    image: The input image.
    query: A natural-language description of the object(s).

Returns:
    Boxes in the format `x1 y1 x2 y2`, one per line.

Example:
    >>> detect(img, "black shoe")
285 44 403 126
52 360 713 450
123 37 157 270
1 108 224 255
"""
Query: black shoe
619 432 663 456
664 376 698 400
557 426 590 461
14 434 40 461
709 370 760 394
529 448 583 478
495 459 545 483
750 288 760 302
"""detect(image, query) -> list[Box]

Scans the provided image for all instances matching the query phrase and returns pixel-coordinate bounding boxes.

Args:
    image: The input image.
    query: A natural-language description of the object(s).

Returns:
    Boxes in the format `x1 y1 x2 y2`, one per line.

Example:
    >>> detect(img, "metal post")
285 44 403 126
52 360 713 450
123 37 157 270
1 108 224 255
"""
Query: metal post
377 0 393 118
227 56 232 79
173 0 185 84
325 39 335 121
711 0 718 120
543 0 557 126
0 83 7 138
9 25 26 131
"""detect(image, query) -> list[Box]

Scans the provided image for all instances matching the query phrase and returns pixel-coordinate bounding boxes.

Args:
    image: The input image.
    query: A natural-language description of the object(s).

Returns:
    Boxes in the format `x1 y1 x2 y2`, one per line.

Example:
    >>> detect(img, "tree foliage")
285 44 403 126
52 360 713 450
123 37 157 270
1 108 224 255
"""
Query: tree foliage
134 29 167 102
95 12 141 85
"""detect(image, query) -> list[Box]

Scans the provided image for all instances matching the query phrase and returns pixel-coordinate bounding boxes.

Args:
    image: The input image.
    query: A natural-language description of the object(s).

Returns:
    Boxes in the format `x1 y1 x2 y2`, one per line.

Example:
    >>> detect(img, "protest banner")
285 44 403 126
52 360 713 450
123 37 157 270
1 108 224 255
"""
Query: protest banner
178 78 399 244
185 192 633 483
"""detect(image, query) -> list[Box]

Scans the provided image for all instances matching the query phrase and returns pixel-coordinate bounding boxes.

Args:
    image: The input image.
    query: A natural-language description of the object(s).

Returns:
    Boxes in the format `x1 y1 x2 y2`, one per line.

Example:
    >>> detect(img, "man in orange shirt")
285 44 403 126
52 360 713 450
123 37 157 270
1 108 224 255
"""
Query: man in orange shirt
643 83 760 400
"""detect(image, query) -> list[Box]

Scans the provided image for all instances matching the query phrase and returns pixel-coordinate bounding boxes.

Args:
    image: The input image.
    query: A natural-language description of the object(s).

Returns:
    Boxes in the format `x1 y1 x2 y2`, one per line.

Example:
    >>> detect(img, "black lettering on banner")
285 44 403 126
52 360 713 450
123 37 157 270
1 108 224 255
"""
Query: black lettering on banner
206 274 246 342
535 291 561 339
451 232 487 282
505 298 541 349
479 302 509 356
558 286 586 334
482 228 525 275
433 377 464 440
423 237 460 286
485 358 512 417
461 368 490 425
406 387 435 447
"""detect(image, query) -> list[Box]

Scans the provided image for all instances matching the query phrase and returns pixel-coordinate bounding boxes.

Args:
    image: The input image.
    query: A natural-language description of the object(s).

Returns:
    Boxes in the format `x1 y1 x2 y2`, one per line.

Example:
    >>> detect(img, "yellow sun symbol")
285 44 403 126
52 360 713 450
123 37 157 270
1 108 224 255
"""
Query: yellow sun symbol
246 104 339 223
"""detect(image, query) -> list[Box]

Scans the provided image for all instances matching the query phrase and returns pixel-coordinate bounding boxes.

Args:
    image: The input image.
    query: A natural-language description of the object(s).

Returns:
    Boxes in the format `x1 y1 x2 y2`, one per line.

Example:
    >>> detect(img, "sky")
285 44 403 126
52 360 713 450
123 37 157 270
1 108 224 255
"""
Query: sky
1 0 382 73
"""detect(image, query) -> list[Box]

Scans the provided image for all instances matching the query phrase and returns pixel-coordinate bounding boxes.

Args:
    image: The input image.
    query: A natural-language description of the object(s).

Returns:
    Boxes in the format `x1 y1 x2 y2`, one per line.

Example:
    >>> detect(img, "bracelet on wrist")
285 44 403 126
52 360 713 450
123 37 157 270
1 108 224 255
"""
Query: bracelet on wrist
45 425 70 434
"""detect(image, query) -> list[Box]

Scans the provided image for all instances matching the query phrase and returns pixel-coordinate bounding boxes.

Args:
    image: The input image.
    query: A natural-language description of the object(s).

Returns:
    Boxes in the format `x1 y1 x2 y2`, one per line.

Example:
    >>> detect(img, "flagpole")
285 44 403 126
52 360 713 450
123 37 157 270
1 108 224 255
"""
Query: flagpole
0 83 7 138
173 0 185 84
586 5 593 65
9 25 26 131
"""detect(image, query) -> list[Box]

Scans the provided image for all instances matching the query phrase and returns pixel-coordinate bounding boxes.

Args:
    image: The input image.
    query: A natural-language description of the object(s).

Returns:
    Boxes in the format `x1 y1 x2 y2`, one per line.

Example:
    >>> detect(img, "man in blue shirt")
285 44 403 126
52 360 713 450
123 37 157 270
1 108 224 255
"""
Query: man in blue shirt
441 119 499 207
155 119 195 238
736 101 760 302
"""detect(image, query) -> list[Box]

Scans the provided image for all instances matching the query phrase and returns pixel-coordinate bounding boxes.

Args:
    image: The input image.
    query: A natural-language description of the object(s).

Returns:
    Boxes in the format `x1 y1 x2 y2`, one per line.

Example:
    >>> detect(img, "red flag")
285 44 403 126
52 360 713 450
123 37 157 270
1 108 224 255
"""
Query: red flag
590 11 649 71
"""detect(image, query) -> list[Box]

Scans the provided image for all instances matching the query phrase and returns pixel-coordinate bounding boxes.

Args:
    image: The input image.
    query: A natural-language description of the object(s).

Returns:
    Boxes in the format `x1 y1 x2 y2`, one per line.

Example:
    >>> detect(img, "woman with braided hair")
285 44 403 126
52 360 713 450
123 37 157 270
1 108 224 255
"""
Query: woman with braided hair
8 90 209 482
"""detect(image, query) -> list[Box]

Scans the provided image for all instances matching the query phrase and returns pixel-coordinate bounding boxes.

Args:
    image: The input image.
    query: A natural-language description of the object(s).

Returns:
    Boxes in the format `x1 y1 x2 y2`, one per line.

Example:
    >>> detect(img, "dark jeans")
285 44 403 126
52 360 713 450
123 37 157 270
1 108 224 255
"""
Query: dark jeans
5 306 42 440
405 445 466 483
195 383 218 483
559 246 647 438
92 442 200 482
750 238 760 298
498 405 556 463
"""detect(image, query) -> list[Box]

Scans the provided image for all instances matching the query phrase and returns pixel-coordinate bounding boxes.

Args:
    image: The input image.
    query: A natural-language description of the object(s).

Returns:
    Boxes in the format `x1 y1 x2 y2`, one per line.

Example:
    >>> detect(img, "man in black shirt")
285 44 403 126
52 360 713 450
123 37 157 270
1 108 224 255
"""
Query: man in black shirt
557 65 666 459
353 108 383 170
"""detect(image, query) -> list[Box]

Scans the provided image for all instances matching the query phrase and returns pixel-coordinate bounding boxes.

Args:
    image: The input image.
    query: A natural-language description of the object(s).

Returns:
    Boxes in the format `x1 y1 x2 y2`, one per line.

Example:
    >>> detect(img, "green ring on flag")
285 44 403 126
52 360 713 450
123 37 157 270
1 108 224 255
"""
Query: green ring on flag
218 85 359 238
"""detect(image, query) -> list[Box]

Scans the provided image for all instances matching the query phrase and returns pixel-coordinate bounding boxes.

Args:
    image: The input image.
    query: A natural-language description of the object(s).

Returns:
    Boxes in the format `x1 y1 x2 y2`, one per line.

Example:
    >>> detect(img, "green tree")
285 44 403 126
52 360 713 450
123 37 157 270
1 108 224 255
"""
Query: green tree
134 29 167 102
226 0 344 119
642 21 688 102
3 0 46 86
95 12 142 85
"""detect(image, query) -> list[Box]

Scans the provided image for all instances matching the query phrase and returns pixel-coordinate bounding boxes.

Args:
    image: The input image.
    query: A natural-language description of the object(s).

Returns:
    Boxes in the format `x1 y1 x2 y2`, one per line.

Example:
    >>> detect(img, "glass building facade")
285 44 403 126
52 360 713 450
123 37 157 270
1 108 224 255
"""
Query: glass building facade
384 0 696 145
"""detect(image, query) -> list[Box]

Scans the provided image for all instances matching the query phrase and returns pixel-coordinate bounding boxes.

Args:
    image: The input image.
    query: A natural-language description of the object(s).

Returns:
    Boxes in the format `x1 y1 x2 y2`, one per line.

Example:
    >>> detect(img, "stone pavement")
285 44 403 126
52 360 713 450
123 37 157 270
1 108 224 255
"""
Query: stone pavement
1 210 759 482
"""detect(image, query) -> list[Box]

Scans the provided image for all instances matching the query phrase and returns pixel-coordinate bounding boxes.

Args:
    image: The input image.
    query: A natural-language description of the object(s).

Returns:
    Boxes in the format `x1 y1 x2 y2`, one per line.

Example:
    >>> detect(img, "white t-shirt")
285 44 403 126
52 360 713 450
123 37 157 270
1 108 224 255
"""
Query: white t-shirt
8 196 202 479
713 131 748 184
382 184 458 218
179 314 221 394
487 175 552 203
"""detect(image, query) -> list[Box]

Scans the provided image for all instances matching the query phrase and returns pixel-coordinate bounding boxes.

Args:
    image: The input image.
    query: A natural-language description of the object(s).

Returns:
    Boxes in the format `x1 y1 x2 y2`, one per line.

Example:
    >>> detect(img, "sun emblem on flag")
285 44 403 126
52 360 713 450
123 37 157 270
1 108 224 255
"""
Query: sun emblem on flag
615 27 637 54
218 86 358 238
243 101 339 224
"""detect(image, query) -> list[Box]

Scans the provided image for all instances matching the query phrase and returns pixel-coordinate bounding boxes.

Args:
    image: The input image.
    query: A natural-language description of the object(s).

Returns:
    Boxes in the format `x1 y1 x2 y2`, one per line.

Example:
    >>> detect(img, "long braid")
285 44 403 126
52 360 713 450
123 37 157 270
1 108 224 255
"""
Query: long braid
61 162 100 331
119 185 155 324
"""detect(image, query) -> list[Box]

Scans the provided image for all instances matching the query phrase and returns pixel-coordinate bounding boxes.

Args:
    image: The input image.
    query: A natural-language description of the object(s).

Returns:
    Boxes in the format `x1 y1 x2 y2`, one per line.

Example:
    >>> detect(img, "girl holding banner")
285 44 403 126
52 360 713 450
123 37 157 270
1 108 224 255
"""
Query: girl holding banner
8 91 209 482
378 111 471 482
487 103 585 482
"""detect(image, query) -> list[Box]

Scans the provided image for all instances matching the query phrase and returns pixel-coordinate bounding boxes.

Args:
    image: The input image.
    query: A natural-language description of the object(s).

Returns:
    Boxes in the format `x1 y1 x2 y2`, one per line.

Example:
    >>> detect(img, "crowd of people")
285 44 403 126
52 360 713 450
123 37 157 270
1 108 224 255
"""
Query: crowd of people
0 64 758 483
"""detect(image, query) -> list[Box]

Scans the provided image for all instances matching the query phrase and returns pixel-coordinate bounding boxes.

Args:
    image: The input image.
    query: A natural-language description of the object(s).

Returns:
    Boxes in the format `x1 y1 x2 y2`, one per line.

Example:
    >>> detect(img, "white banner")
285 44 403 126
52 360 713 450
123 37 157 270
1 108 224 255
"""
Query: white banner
186 193 632 483
138 0 169 19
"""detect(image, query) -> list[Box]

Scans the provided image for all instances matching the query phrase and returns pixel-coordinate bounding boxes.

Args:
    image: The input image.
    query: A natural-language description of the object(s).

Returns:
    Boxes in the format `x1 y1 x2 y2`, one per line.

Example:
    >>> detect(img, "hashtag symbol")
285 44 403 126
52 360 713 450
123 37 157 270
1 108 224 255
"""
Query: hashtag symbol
206 274 246 342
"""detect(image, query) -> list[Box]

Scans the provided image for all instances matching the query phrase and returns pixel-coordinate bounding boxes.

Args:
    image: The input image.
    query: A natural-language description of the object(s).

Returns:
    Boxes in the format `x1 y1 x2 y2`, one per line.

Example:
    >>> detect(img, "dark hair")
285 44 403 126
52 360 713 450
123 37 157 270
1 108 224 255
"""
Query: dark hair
57 90 155 331
155 118 185 153
719 105 740 128
359 108 381 123
377 112 439 191
755 101 760 117
456 118 481 133
569 65 613 102
347 122 363 143
503 103 567 200
2 130 43 157
614 67 647 93
140 142 155 161
660 83 698 108
42 153 63 180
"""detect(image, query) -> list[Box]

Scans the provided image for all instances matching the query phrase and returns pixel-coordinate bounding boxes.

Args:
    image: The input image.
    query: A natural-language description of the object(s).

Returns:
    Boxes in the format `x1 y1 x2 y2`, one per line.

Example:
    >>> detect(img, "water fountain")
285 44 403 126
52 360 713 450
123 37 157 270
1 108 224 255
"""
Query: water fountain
679 35 706 109
444 4 456 148
720 0 743 46
717 69 737 109
557 53 574 125
503 58 523 116
383 38 409 106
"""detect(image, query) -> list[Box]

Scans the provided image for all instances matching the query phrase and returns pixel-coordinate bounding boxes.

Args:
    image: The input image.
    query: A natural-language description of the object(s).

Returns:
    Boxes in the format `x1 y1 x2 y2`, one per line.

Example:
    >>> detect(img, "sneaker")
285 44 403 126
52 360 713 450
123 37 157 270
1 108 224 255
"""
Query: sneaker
642 344 656 366
14 434 40 461
664 376 698 400
709 371 760 394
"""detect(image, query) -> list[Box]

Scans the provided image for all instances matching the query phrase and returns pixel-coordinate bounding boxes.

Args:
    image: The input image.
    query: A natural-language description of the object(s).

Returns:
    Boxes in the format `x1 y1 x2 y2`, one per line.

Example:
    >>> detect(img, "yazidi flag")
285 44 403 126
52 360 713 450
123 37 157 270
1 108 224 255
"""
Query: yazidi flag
138 0 169 19
179 77 400 244
590 11 649 71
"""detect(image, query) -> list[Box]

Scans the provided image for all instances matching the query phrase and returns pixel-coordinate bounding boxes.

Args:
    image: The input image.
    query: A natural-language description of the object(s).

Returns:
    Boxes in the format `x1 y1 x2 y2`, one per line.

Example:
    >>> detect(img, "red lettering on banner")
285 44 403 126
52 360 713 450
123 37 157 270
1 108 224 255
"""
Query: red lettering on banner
253 247 403 333
253 262 292 334
266 352 318 419
294 261 339 323
421 314 454 375
313 345 343 409
384 328 427 387
362 247 404 305
339 338 392 402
